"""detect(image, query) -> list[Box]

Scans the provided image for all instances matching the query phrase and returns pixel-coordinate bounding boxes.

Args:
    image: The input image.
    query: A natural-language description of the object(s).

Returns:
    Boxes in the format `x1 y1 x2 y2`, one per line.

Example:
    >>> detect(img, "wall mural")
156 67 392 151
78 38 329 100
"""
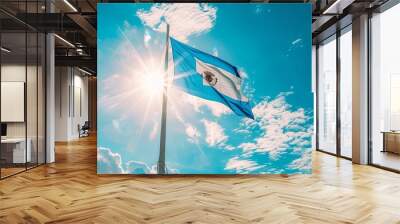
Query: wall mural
97 3 313 174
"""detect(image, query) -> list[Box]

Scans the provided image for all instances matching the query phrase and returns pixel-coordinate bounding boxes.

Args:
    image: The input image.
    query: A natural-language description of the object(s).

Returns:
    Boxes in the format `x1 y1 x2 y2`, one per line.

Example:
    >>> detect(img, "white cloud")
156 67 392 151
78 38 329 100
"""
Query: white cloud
201 119 228 147
224 157 264 173
126 160 152 174
224 145 235 151
237 92 312 159
97 147 124 174
137 3 217 42
98 147 158 174
183 94 231 117
289 149 312 172
185 123 201 143
144 30 151 47
149 164 179 174
149 165 158 174
233 128 250 134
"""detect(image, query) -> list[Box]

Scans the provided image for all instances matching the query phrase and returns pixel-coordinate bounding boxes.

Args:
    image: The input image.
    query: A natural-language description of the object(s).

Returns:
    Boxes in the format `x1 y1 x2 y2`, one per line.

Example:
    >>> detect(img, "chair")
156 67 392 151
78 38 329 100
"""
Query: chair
78 121 90 138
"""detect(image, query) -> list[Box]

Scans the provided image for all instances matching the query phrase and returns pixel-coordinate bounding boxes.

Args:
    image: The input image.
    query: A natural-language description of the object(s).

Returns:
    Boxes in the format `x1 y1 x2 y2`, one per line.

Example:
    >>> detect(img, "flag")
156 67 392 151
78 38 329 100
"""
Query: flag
170 37 254 119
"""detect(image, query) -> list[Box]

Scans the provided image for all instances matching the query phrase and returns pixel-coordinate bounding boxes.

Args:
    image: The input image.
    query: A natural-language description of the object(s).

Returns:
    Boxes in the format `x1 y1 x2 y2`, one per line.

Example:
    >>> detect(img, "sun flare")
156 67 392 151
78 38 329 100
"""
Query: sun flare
140 68 165 97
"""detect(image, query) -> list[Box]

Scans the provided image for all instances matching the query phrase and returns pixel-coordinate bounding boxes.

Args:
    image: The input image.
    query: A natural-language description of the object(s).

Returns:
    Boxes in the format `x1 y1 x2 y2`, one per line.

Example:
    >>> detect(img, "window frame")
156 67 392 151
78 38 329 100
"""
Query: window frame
315 24 353 161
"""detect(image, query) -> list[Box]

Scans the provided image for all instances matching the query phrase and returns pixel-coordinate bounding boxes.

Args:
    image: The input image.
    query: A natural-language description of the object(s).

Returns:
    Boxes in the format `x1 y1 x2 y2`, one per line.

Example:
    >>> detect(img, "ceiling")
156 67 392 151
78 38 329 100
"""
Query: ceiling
0 0 392 75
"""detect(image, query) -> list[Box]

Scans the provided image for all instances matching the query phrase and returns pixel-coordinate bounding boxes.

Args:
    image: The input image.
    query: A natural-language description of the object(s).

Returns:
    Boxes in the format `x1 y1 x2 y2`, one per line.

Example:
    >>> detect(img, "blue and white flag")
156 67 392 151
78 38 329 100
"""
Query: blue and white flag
170 38 254 119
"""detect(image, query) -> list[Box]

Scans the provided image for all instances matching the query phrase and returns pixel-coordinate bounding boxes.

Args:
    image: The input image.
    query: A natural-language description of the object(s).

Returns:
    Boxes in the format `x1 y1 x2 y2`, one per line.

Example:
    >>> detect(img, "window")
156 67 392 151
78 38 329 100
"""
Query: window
316 25 353 159
339 27 352 158
0 1 47 179
317 35 337 154
371 2 400 171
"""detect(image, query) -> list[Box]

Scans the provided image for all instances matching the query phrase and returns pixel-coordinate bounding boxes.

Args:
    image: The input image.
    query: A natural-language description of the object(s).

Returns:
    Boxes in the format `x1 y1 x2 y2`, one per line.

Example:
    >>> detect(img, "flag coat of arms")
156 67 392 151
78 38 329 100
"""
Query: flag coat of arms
170 37 254 119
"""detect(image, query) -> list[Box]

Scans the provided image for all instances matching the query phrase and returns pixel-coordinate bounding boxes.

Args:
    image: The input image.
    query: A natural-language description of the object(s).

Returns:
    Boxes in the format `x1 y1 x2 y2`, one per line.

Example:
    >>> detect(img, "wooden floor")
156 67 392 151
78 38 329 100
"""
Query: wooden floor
372 150 400 171
1 163 43 178
1 135 400 224
1 167 26 178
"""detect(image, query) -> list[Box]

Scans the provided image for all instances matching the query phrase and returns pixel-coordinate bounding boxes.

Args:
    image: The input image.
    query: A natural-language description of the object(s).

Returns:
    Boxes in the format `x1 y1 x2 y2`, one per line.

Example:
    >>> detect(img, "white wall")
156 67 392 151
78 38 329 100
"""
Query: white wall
1 82 25 122
55 67 69 141
1 65 27 141
55 67 89 141
71 73 89 138
1 65 39 137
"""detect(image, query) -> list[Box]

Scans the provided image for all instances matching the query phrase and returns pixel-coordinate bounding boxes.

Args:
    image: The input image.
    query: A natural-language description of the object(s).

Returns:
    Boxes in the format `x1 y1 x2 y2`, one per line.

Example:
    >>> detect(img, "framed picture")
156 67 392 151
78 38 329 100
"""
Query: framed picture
97 3 313 174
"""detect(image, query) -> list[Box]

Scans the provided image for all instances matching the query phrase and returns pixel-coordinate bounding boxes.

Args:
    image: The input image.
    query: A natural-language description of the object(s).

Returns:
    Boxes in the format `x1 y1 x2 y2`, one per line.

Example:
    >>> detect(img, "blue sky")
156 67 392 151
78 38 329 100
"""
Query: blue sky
97 3 313 174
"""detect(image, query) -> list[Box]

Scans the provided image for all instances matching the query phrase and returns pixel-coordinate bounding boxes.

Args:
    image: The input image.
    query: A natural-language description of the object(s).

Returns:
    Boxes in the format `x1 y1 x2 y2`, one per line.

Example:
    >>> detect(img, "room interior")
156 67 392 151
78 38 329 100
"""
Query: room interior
0 0 400 223
0 30 46 178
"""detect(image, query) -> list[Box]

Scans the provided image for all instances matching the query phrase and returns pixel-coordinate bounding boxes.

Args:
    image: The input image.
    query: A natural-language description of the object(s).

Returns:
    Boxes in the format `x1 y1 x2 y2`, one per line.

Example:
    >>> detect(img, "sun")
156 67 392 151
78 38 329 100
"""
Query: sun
140 68 165 97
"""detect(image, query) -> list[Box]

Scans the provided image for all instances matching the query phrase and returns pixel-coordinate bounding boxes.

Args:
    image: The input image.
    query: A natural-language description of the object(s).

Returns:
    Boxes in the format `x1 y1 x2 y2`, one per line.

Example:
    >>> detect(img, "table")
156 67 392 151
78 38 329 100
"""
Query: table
1 138 31 163
382 131 400 154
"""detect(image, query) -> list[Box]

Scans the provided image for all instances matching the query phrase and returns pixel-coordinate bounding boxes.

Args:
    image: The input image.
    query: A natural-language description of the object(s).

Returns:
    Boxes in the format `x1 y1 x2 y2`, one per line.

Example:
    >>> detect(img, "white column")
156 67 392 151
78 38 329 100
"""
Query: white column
46 33 55 163
352 14 369 164
45 0 55 163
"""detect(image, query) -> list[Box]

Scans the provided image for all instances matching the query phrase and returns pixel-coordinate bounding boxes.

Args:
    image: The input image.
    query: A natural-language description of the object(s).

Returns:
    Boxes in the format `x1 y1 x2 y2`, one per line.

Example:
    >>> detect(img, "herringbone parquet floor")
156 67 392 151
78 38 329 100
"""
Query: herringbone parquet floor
1 135 400 224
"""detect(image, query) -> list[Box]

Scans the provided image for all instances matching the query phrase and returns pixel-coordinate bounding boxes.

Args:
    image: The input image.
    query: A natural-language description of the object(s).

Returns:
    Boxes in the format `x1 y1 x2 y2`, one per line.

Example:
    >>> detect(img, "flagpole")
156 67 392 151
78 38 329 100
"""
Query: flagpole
157 24 170 174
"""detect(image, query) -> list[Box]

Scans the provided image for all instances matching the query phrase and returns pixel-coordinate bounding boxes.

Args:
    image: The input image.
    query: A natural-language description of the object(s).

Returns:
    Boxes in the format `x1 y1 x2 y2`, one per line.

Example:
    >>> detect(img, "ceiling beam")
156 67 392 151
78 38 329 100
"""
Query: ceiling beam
67 13 97 46
55 55 96 73
322 0 356 14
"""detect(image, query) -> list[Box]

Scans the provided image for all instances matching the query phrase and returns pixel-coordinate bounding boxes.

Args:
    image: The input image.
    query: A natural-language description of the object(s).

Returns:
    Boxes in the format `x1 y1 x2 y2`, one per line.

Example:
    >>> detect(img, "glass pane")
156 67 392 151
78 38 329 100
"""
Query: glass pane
38 33 45 165
27 31 38 169
340 28 352 158
371 3 400 171
0 1 46 178
1 30 27 177
26 0 39 168
318 36 337 154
